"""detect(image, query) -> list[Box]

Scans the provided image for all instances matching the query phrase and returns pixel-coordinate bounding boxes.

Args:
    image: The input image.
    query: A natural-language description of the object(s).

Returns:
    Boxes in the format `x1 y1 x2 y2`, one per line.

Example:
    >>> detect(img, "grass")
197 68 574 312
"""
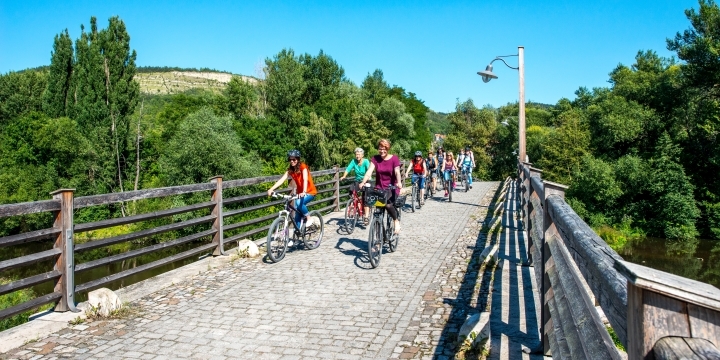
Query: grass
594 217 645 253
607 326 626 352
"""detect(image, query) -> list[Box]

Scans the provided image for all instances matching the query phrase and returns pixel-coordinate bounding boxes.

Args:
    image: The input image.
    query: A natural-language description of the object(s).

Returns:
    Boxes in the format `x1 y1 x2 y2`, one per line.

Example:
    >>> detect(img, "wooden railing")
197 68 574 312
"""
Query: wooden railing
0 161 410 325
519 162 720 359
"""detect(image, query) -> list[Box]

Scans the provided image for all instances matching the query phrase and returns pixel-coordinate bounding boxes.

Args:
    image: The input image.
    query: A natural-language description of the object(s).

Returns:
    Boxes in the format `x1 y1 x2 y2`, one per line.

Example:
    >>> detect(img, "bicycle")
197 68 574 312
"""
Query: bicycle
266 192 325 263
459 166 470 192
366 186 401 268
443 171 455 202
426 170 436 200
343 184 366 234
410 176 425 212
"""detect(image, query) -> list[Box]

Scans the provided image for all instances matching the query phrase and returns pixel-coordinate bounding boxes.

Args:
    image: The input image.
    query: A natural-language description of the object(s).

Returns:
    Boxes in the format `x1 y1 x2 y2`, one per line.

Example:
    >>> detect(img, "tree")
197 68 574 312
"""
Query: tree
445 99 497 180
537 109 590 184
159 108 258 185
69 16 140 195
43 29 73 118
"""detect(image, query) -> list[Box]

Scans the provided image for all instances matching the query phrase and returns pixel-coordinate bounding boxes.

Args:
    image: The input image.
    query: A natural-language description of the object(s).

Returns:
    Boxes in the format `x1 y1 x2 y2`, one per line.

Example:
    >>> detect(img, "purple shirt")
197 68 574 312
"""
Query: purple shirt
371 154 401 195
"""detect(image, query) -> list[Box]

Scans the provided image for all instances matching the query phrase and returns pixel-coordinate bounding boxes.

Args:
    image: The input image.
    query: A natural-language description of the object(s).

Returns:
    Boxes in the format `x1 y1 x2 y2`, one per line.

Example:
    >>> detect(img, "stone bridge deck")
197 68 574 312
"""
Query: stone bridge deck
2 180 542 360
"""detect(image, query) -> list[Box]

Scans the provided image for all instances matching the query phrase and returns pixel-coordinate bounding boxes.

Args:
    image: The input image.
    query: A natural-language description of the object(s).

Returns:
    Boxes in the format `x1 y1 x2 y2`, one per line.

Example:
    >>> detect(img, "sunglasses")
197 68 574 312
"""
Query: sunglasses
289 158 299 162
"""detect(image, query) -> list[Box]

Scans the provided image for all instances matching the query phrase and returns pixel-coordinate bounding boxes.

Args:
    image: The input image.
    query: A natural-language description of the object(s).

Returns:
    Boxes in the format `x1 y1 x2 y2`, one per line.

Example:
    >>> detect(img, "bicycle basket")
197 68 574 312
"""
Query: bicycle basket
395 195 407 208
365 189 389 207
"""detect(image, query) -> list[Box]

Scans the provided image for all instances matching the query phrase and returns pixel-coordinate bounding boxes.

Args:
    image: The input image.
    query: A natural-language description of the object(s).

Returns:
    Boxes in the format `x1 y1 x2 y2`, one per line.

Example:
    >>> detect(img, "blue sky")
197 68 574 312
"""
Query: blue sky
0 0 699 112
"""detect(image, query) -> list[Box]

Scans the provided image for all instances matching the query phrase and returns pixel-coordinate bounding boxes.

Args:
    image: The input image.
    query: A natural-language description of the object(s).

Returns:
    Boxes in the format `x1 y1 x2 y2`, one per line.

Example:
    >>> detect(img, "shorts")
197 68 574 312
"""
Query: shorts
411 174 425 189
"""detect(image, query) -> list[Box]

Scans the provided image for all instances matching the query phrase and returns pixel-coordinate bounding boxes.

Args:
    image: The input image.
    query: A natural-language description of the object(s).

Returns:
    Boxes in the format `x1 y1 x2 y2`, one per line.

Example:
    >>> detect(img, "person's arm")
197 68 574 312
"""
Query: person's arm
267 172 289 196
340 160 353 180
394 165 402 189
423 161 428 177
359 162 375 188
301 168 309 197
404 161 412 177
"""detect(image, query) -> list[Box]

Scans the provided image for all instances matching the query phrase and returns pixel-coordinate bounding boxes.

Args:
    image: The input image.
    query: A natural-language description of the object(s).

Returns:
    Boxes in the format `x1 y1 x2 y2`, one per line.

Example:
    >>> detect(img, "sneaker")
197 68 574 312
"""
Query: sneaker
363 217 369 225
287 240 294 247
444 191 448 197
470 185 473 189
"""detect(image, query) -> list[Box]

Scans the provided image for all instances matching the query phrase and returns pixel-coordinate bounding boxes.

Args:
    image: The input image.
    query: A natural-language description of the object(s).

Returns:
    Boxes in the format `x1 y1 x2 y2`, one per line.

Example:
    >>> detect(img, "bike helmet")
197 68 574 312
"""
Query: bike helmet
414 151 422 157
287 149 301 159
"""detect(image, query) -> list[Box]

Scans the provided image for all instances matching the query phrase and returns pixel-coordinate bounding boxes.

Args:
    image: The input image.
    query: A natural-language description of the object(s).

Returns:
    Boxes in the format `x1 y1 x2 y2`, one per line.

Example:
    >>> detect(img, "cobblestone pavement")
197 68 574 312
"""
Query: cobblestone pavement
2 182 499 360
391 181 502 360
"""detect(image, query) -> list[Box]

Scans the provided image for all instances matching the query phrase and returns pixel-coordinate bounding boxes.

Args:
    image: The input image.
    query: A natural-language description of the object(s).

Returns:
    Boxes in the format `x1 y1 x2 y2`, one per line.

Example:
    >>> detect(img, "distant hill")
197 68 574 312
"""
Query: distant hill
135 68 258 95
426 110 450 135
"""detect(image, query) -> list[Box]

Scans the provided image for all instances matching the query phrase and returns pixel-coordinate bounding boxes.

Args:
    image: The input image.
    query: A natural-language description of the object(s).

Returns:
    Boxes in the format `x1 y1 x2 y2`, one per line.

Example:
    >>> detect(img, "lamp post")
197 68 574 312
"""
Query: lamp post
477 46 526 163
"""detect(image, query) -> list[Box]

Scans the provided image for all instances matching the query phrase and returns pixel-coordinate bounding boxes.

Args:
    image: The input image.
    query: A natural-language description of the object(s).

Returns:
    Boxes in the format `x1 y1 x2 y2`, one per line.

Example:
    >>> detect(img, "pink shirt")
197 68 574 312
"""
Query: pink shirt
371 154 401 195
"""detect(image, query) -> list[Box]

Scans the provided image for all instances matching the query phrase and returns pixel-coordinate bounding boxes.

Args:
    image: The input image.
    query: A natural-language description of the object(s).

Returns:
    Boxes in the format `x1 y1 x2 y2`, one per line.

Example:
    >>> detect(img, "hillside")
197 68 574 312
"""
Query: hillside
135 71 258 94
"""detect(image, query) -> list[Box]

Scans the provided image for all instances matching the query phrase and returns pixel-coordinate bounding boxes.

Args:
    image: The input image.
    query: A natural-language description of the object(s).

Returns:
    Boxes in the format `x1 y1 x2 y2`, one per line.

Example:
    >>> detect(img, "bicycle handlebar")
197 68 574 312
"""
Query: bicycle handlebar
271 192 300 200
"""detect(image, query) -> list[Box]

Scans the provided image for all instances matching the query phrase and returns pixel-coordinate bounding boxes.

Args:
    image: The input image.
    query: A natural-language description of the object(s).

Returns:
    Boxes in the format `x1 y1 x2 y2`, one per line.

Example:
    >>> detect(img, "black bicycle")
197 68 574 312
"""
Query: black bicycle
366 186 401 268
266 192 324 262
410 176 425 212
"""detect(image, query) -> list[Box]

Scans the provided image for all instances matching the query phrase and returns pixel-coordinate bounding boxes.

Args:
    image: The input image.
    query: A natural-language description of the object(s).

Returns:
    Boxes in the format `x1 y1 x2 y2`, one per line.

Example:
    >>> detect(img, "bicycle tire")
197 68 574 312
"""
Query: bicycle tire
266 217 288 262
411 185 416 213
448 179 453 202
303 211 324 250
417 185 422 210
368 217 382 268
344 198 358 234
387 213 399 252
465 175 470 192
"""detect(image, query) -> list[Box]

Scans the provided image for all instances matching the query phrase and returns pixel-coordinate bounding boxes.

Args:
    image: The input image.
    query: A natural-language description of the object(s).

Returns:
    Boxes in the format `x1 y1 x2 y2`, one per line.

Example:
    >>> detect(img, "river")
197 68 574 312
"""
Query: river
620 237 720 288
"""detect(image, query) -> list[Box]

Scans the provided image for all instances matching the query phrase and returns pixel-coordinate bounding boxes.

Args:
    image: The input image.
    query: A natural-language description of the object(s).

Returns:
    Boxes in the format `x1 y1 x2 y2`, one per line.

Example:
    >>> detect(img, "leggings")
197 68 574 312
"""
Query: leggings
385 190 399 221
294 194 315 228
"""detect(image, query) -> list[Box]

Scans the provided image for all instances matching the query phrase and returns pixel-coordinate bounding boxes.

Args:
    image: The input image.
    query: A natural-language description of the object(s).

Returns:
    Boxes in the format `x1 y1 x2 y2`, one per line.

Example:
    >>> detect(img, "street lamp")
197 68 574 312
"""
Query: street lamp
477 46 526 163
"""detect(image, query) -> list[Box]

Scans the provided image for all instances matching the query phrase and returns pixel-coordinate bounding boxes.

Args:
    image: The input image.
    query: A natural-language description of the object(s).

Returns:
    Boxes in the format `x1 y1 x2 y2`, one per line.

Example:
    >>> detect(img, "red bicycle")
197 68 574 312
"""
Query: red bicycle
344 184 368 234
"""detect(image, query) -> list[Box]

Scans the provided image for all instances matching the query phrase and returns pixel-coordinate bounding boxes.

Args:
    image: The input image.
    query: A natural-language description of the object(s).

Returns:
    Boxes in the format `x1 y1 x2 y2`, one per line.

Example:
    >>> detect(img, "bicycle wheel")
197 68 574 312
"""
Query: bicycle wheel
303 211 324 250
387 215 399 252
411 185 416 212
417 186 423 210
448 180 453 202
368 217 382 268
344 198 358 234
465 174 470 192
266 217 288 262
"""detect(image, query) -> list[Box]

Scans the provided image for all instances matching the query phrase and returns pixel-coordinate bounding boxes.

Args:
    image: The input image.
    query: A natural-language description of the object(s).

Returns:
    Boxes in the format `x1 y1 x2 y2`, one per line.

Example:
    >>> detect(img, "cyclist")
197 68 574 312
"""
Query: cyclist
340 147 371 224
436 147 445 190
443 152 458 197
359 139 402 234
426 152 438 193
461 146 476 189
404 151 428 205
267 150 318 242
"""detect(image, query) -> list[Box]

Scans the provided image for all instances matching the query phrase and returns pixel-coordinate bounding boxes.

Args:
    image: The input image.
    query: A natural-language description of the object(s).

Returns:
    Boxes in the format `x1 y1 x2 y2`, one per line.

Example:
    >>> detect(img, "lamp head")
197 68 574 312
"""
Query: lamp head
477 64 498 83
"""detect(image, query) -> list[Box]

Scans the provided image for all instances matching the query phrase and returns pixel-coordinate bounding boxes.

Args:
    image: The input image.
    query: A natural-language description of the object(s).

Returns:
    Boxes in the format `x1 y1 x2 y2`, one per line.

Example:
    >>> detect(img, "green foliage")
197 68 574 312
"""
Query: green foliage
158 108 259 185
536 109 590 184
43 29 73 118
0 70 47 127
445 99 496 180
0 278 41 331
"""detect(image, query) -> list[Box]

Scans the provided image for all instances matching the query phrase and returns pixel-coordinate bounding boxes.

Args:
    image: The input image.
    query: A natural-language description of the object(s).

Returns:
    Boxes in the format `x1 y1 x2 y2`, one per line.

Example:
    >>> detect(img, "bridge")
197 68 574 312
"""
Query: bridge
1 164 719 359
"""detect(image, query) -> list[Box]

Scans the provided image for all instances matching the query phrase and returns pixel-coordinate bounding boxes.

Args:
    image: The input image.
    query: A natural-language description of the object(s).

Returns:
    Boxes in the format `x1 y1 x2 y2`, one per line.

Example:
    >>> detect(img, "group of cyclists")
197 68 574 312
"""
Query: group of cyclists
268 139 476 238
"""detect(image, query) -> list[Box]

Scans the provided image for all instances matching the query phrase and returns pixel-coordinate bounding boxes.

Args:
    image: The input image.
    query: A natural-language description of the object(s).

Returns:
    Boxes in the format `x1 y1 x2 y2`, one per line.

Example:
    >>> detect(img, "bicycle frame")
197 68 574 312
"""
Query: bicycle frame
349 188 365 217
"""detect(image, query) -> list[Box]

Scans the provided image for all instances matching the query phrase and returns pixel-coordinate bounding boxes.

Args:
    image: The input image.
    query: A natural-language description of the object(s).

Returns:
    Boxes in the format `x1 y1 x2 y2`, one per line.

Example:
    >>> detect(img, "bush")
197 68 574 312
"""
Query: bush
158 107 259 185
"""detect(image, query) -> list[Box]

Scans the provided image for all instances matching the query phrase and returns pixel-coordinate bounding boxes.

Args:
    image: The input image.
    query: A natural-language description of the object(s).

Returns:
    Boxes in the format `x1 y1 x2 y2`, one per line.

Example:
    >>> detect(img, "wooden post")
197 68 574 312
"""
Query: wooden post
541 180 568 355
525 164 539 263
521 161 532 231
50 189 78 312
209 176 225 256
333 165 340 212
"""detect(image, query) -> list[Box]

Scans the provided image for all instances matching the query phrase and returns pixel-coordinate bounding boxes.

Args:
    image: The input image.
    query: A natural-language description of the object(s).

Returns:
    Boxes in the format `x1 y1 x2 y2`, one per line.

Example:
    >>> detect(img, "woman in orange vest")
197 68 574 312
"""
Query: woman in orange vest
267 149 318 229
